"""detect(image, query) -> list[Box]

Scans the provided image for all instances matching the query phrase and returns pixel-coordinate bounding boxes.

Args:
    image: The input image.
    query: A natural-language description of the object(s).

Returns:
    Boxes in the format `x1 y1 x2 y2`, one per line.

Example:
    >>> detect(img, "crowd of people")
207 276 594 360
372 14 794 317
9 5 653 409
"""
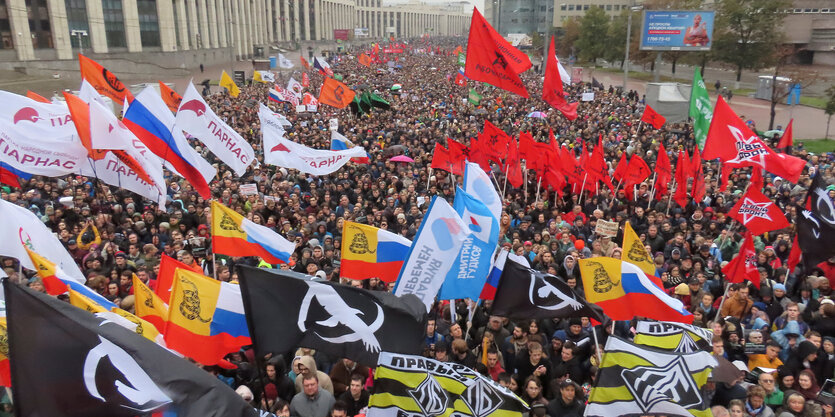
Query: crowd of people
1 36 835 417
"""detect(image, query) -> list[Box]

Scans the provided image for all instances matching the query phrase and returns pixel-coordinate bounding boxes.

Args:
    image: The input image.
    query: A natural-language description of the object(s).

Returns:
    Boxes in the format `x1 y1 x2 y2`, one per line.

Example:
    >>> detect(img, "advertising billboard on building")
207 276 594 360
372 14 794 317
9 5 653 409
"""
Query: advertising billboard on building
639 11 715 51
334 29 350 40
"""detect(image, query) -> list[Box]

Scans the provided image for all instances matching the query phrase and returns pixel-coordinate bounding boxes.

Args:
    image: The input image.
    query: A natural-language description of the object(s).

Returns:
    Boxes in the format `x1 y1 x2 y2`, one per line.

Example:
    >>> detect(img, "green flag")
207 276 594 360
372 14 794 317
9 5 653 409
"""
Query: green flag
367 92 390 110
334 74 343 81
468 88 482 106
458 52 465 66
689 69 713 150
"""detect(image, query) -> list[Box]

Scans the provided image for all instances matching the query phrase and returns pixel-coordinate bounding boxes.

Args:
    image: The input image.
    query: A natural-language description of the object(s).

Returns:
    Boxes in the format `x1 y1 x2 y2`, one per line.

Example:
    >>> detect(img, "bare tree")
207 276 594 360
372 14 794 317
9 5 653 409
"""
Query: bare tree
768 45 818 130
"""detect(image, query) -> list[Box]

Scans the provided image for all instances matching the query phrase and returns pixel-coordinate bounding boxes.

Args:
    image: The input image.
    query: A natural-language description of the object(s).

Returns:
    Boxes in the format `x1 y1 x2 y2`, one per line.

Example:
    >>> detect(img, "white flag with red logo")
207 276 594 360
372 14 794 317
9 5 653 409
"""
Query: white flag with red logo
287 78 304 98
727 187 790 235
721 231 760 288
259 105 365 175
703 97 806 182
0 92 89 176
175 82 255 176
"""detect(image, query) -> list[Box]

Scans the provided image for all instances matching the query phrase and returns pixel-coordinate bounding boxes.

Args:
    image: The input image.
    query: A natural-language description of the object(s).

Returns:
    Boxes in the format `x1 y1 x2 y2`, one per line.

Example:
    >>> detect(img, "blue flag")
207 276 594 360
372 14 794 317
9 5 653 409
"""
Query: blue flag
439 187 500 300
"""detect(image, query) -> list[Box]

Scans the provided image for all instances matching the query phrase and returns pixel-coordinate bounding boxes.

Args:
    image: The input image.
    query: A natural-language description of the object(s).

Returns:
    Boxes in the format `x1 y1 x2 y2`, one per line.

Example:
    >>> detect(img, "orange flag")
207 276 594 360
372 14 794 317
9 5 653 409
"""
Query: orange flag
300 56 310 70
133 274 168 333
359 53 372 67
63 92 105 160
318 77 355 108
26 91 51 103
78 54 134 103
159 82 182 112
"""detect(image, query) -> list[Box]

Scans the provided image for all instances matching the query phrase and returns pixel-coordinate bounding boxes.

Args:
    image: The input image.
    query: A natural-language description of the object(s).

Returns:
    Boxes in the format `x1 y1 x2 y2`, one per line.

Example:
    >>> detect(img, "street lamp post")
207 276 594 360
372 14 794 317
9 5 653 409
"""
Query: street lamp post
71 29 87 56
623 7 631 90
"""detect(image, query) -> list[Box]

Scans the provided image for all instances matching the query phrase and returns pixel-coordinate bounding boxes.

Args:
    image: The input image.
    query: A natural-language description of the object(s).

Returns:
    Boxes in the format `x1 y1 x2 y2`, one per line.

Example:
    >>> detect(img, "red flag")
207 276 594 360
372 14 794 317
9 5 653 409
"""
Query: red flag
505 138 523 188
654 143 672 198
373 43 381 55
703 97 805 182
777 119 793 150
542 37 578 120
468 135 493 171
727 187 790 235
673 150 689 208
613 152 629 183
640 105 666 129
155 254 201 303
26 91 51 103
159 82 182 113
721 231 761 288
691 147 705 204
447 138 469 175
561 146 584 188
518 131 538 162
454 70 467 86
787 235 802 273
624 155 651 188
302 72 310 87
482 120 511 161
300 56 310 70
464 8 530 97
431 143 453 172
590 136 613 191
750 167 764 191
78 54 134 103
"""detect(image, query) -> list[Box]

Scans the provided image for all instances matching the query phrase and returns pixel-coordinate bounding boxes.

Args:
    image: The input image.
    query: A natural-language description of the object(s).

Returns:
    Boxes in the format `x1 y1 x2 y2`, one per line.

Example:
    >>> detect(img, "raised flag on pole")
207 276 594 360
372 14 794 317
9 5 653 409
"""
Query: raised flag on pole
585 336 716 417
78 53 135 103
721 231 760 288
239 266 426 365
728 187 790 235
25 246 117 309
133 274 168 332
580 257 693 323
464 8 530 97
0 199 85 279
641 104 666 129
393 196 469 312
219 70 240 97
287 77 304 98
278 53 294 69
796 174 835 269
777 119 794 151
67 288 163 345
159 82 182 112
4 281 255 417
633 321 713 353
340 221 412 283
622 221 656 277
463 161 502 220
543 37 578 119
211 200 296 264
318 77 355 109
367 352 529 417
439 187 499 300
689 68 712 150
175 82 255 176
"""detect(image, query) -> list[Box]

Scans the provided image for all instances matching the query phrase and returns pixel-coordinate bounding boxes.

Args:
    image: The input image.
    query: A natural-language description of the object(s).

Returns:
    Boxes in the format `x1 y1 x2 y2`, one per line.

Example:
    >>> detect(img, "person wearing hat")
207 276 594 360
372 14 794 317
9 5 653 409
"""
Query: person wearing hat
546 378 584 417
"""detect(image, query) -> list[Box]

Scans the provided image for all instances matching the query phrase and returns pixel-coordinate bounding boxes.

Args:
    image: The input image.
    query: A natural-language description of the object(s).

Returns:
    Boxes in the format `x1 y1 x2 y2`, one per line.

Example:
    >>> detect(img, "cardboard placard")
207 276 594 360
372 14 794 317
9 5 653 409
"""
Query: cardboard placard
306 104 318 112
595 220 618 237
329 118 338 131
582 92 595 102
295 105 306 113
239 183 258 196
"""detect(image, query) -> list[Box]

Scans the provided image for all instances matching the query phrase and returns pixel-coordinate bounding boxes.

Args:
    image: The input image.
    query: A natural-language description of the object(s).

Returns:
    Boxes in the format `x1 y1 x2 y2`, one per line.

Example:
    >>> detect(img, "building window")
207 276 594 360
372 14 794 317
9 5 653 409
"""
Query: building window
0 0 14 49
567 4 574 10
65 0 89 48
560 4 566 10
614 5 620 10
606 4 612 10
25 0 52 49
103 0 126 47
137 0 160 47
583 5 589 10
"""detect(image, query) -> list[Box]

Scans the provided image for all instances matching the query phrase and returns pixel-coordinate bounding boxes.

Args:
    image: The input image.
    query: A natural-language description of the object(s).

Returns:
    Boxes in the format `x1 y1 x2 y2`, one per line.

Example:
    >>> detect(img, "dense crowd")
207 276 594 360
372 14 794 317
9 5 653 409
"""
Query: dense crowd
2 36 835 417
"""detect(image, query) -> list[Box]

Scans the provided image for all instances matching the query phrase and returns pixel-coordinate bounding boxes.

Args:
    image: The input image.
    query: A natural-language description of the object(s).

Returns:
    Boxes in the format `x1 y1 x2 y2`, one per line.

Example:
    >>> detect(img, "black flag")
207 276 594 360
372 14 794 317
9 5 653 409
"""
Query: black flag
3 281 256 417
797 174 835 268
492 258 607 322
238 266 426 366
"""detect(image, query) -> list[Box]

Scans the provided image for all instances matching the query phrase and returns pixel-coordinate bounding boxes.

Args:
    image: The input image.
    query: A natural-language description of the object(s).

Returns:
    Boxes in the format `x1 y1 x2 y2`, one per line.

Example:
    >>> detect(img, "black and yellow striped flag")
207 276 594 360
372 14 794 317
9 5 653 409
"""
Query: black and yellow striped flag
586 336 717 417
368 352 528 417
633 321 714 353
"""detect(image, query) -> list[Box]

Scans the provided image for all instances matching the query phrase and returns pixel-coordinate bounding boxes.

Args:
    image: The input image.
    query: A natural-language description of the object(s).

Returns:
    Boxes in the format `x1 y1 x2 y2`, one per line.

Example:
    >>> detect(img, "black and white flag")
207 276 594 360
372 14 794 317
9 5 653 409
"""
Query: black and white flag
797 174 835 268
492 257 607 322
238 266 426 366
3 281 255 417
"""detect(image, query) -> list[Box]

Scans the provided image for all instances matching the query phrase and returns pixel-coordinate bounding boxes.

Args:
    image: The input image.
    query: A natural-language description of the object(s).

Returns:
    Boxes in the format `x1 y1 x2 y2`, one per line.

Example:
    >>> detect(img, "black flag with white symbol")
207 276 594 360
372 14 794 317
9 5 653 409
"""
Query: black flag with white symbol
492 258 607 323
797 174 835 269
3 281 256 417
238 266 426 366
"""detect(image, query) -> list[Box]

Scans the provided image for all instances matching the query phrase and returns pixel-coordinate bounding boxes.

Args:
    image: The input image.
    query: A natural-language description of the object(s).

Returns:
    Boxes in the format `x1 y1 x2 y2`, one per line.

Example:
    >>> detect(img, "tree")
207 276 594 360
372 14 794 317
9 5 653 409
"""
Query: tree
825 85 835 139
557 18 581 57
712 0 791 81
576 6 609 64
766 45 818 130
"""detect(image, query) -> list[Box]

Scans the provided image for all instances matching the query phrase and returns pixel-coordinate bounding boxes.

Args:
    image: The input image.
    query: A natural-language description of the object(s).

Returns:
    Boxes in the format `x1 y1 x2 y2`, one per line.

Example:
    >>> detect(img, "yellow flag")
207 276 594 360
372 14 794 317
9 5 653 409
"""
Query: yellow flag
621 221 656 277
253 71 264 83
68 289 162 343
133 275 168 333
220 70 240 97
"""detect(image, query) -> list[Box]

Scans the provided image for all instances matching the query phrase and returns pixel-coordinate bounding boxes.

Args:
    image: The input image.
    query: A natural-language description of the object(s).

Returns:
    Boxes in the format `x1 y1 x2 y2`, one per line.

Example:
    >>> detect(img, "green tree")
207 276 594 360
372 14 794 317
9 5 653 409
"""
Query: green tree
712 0 790 81
576 6 609 64
557 18 581 57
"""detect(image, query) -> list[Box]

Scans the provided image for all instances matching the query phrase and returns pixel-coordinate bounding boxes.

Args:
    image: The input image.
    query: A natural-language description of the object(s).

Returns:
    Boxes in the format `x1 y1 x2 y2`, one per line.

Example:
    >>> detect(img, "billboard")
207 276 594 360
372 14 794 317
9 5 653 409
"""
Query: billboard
639 11 714 51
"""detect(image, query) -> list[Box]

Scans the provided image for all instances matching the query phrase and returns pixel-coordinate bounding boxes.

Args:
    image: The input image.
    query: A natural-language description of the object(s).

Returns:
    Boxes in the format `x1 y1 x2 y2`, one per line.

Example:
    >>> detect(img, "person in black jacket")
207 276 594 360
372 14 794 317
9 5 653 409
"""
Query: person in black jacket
546 379 585 417
337 374 369 417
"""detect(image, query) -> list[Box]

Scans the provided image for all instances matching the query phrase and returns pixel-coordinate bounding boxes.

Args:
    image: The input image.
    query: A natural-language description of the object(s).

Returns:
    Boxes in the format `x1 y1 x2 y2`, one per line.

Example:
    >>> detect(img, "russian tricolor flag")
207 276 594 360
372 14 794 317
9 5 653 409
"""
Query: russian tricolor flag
331 131 370 163
268 88 282 103
0 162 32 188
123 87 215 199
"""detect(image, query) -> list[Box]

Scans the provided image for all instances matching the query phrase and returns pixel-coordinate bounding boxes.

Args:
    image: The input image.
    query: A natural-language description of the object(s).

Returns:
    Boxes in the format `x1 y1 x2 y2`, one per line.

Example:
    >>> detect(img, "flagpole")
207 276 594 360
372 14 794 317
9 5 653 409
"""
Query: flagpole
715 282 731 317
427 168 433 191
613 178 623 195
666 179 676 216
536 177 542 202
502 169 508 198
647 172 657 210
524 163 529 202
591 326 603 364
579 174 588 206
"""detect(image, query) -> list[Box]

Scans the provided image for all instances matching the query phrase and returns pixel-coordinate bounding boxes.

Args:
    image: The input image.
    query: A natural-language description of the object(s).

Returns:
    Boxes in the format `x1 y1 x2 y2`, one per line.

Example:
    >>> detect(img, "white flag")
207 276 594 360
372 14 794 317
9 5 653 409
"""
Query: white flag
260 70 276 83
175 82 255 176
0 91 75 137
260 105 365 175
286 78 303 98
463 162 502 220
393 196 469 312
278 54 294 69
557 57 571 85
0 199 85 281
0 118 87 177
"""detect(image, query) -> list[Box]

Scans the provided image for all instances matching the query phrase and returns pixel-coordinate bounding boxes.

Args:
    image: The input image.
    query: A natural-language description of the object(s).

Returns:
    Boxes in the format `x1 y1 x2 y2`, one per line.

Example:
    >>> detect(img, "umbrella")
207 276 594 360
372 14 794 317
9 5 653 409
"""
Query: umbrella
389 155 414 163
527 111 547 118
763 129 783 138
391 84 402 91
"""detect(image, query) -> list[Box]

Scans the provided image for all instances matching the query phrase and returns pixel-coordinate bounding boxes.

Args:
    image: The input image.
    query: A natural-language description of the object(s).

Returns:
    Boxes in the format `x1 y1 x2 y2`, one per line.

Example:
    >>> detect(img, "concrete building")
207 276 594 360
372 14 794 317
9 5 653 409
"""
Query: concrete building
481 0 553 36
552 0 634 28
782 0 835 65
0 0 470 68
